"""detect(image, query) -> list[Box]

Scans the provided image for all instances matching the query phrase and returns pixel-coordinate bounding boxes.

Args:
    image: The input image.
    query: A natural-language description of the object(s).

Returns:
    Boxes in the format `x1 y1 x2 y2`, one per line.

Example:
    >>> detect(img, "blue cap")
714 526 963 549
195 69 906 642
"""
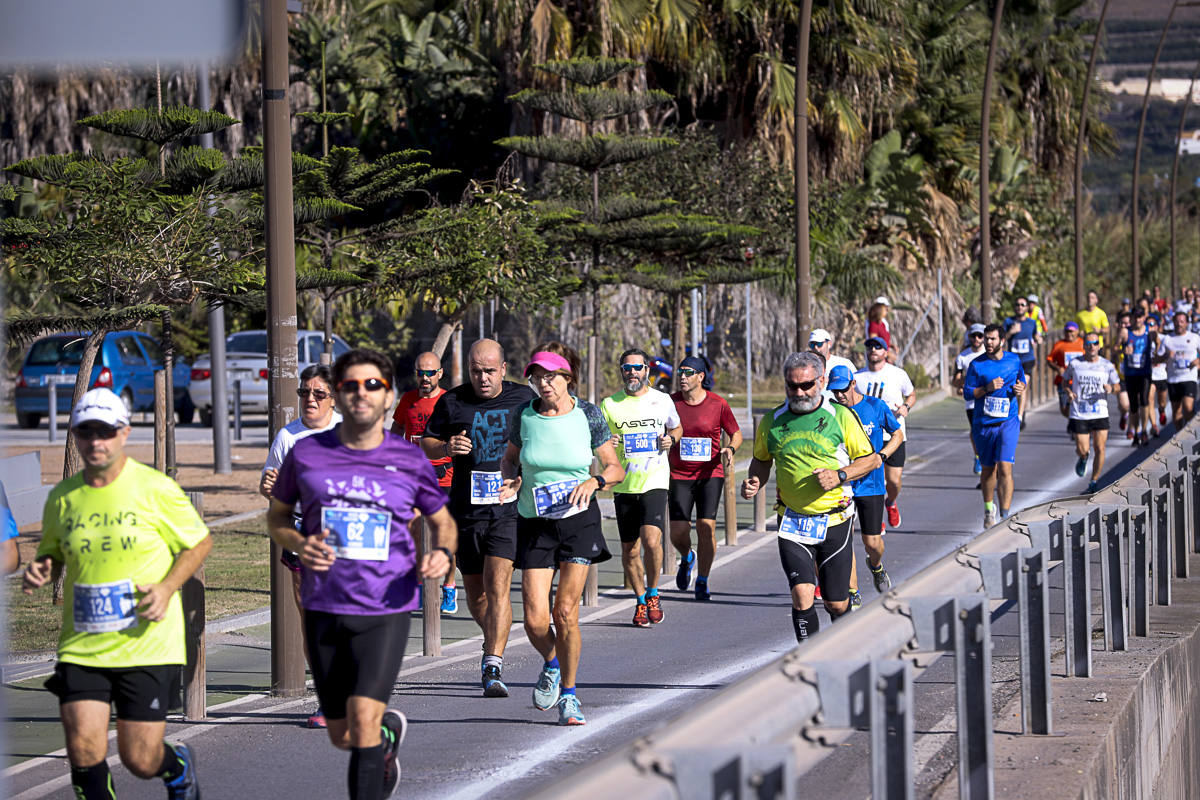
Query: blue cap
827 365 854 392
864 336 889 350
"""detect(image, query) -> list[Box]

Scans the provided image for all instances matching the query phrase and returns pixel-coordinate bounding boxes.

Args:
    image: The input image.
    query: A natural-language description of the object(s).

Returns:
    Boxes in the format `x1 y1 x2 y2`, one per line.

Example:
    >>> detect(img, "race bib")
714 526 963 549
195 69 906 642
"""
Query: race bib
533 478 582 519
1175 357 1193 371
470 470 508 505
73 579 137 633
321 507 391 561
982 395 1011 418
622 432 659 459
679 436 712 462
1011 339 1031 355
1064 351 1081 364
778 508 828 545
1127 352 1145 369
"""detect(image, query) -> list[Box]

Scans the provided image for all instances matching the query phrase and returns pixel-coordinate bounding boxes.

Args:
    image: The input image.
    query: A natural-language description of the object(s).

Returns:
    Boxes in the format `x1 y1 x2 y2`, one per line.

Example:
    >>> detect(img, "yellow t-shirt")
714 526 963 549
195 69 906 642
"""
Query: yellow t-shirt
1075 307 1110 346
753 400 874 517
37 459 209 668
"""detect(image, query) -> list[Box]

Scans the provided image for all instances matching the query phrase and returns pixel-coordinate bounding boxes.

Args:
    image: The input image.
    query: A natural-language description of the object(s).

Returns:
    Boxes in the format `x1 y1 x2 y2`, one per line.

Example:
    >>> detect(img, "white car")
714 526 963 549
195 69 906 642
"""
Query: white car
190 329 351 426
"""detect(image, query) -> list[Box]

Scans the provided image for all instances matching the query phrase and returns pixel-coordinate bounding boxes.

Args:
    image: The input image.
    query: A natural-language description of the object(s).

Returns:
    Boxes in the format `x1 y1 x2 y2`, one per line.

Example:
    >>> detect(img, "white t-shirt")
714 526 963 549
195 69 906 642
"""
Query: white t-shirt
1157 332 1200 383
263 413 343 473
854 364 915 435
954 347 985 410
1062 358 1118 420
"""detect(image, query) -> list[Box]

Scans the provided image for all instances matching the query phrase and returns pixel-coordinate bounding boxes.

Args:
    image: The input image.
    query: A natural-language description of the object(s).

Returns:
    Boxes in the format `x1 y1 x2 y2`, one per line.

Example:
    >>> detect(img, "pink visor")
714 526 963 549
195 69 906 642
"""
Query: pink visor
524 351 572 377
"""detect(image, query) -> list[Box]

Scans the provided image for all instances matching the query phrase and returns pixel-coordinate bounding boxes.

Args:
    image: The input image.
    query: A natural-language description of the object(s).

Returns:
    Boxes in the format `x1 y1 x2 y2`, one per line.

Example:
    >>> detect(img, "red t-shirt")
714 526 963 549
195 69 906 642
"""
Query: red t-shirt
668 391 741 480
868 318 891 348
393 389 453 487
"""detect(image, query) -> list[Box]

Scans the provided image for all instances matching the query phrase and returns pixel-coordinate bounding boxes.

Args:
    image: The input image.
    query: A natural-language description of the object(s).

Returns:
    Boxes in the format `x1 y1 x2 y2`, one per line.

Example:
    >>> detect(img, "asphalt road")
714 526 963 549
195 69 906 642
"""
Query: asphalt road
3 395 1168 799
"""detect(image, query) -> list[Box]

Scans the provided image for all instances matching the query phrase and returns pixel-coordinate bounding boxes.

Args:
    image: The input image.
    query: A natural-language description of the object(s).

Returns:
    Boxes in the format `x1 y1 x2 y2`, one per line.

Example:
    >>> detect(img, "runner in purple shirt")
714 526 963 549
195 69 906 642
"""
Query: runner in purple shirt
268 348 457 800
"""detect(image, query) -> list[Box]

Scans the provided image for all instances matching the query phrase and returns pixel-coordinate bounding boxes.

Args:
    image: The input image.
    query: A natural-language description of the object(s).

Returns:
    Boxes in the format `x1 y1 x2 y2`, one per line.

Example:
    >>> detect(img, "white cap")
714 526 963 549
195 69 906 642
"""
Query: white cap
874 295 891 307
808 328 832 345
968 323 986 335
70 388 130 429
1026 294 1039 303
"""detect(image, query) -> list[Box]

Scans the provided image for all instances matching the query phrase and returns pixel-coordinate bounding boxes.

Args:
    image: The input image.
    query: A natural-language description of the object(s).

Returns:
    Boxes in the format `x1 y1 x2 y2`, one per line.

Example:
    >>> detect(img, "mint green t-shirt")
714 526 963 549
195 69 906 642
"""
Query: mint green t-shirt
37 459 209 668
509 398 610 518
600 388 681 494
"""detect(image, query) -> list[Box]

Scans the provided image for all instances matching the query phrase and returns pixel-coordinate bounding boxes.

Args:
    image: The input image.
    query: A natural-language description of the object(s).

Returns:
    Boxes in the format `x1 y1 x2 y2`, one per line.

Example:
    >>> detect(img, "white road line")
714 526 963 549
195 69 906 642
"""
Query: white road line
436 642 794 800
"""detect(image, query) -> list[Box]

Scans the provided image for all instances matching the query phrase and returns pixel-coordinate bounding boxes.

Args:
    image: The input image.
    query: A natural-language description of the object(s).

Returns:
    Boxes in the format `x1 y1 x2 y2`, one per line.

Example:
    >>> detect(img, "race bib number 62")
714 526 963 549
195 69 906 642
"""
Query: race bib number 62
321 507 391 561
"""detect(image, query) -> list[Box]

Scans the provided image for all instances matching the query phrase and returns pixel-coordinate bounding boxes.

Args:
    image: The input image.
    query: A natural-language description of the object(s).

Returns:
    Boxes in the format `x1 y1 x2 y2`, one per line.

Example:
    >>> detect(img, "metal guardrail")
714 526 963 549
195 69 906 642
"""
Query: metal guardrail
528 416 1200 800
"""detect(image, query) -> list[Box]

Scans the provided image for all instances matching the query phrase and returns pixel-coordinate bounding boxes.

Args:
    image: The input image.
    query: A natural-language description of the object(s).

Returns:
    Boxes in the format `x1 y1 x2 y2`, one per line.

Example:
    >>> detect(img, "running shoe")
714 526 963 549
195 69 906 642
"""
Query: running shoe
381 709 408 797
482 665 509 698
532 666 561 710
1152 427 1161 438
973 455 982 475
1087 480 1098 493
1119 412 1127 430
557 694 586 726
646 594 664 624
1125 428 1134 441
848 589 862 611
871 565 892 593
694 580 711 602
440 585 458 614
163 743 200 800
306 707 327 729
1020 417 1027 431
675 550 695 591
886 504 901 528
1160 410 1168 426
814 585 822 600
632 603 650 627
1075 455 1087 477
983 511 996 528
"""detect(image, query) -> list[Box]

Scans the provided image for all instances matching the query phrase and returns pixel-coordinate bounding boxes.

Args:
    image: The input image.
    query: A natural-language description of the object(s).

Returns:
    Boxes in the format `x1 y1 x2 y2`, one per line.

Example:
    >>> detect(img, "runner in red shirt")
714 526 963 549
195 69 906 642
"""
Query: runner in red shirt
667 356 742 601
391 351 458 613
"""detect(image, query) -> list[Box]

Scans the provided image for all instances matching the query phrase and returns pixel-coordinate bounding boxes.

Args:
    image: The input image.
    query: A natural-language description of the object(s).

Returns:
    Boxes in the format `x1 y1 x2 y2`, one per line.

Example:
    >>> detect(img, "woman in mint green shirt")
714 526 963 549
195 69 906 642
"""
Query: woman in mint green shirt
499 342 623 727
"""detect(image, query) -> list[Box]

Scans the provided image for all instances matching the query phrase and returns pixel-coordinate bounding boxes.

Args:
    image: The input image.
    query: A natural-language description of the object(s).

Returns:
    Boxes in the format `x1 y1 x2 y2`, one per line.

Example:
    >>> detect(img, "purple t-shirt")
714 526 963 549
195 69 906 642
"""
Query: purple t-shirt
272 428 448 615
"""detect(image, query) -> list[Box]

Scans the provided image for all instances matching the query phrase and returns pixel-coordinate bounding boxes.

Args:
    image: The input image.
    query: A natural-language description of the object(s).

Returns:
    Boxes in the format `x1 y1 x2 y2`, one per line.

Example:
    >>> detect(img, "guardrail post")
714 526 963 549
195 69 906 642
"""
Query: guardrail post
183 491 206 720
1189 455 1200 555
1062 514 1092 678
420 517 441 657
1097 506 1128 652
232 380 243 442
656 746 797 800
47 381 58 443
753 415 766 532
722 433 738 546
661 493 671 577
954 594 993 800
872 659 914 800
154 371 167 471
1128 506 1151 637
1018 548 1051 735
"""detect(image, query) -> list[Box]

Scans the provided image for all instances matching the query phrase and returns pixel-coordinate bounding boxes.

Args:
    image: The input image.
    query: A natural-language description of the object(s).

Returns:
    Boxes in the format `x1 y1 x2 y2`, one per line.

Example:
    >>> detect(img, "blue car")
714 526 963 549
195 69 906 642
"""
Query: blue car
14 331 193 429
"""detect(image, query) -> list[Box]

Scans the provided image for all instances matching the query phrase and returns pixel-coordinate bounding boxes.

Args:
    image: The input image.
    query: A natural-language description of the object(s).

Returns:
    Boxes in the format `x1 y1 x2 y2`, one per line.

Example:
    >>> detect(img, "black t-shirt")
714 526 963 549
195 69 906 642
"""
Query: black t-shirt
424 381 538 519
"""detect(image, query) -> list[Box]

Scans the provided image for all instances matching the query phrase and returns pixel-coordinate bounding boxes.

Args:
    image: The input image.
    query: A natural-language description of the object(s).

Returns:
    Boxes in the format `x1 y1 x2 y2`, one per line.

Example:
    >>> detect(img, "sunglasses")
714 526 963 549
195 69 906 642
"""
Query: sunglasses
679 368 699 377
73 424 121 440
970 332 984 338
865 343 886 350
786 379 819 392
1084 340 1101 347
620 363 647 372
415 369 441 377
336 377 391 393
297 388 331 400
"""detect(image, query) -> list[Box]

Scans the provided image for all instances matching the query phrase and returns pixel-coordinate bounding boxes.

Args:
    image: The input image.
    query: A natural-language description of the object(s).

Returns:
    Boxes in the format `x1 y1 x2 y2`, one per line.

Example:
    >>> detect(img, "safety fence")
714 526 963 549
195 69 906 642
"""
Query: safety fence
522 415 1200 800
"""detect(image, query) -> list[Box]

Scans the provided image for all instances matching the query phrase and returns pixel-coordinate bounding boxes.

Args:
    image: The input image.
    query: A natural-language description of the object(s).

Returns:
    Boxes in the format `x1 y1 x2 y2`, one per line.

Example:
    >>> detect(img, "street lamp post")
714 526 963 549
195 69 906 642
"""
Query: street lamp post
979 0 1006 324
794 0 813 350
1074 0 1111 313
1169 59 1200 298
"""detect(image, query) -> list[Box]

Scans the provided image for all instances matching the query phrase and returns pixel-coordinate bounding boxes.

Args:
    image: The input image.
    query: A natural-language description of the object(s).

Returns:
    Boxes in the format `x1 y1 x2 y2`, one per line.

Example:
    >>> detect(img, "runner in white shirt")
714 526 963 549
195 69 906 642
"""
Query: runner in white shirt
952 323 987 475
854 336 916 528
1063 334 1120 493
1148 314 1168 434
809 328 856 400
1155 310 1200 427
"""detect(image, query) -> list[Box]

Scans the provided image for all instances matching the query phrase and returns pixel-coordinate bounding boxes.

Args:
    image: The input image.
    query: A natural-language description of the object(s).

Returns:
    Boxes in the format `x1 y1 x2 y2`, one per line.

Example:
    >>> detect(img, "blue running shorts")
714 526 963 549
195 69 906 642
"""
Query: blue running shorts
972 415 1019 467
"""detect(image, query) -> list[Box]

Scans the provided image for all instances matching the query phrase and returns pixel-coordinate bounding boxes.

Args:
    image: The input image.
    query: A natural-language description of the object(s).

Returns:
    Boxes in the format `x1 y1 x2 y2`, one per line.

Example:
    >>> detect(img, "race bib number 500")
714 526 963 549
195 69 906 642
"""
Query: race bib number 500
622 432 658 458
321 507 391 561
73 579 137 633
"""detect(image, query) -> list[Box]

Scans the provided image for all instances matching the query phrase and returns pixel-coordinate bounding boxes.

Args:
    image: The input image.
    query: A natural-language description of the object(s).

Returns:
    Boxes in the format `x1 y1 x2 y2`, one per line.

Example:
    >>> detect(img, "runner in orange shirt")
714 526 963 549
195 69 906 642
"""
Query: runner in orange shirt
1047 322 1085 418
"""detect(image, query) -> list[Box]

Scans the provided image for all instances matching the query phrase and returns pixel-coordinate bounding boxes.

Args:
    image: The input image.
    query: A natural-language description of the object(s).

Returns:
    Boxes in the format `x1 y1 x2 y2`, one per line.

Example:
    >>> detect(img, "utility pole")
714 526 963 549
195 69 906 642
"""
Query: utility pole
263 0 304 697
1169 58 1200 299
197 61 232 475
794 0 813 350
1074 0 1111 314
979 0 1005 324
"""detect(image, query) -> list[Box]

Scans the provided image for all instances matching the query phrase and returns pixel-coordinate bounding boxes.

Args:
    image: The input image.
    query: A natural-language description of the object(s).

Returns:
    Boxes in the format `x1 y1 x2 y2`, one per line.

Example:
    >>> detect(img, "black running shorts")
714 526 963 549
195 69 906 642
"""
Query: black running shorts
884 440 906 468
516 501 613 570
1168 381 1197 404
775 518 854 602
668 477 725 522
304 610 411 719
455 515 518 575
854 494 885 538
614 489 668 543
45 662 177 722
1067 417 1109 434
1126 375 1151 412
1153 379 1168 397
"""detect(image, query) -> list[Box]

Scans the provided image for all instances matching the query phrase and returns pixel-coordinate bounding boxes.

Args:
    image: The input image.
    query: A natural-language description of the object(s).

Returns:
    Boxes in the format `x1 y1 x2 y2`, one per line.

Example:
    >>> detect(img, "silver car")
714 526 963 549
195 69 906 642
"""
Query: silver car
189 329 351 426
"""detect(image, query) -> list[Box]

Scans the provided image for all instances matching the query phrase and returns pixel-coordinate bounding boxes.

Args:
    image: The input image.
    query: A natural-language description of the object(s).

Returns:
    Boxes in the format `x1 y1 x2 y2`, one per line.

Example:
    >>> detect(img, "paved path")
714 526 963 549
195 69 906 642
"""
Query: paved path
2 395 1170 798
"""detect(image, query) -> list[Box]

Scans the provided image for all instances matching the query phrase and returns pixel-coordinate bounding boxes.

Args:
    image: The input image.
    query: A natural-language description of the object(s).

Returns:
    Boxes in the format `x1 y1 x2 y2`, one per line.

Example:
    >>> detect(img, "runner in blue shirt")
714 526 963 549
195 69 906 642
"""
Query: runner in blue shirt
1003 297 1041 429
1122 308 1153 446
963 323 1028 528
828 366 904 607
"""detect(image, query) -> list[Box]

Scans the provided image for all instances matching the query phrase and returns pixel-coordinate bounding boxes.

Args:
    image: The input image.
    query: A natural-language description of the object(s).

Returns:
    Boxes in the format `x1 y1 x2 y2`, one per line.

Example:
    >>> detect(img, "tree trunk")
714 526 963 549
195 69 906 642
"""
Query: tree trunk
321 289 334 365
672 292 686 370
161 310 176 478
430 315 463 360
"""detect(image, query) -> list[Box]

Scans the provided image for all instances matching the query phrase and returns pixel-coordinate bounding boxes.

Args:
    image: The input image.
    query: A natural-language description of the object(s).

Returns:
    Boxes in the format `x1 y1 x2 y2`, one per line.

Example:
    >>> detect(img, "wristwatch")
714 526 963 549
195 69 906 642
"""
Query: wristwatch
592 474 607 490
836 469 848 485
